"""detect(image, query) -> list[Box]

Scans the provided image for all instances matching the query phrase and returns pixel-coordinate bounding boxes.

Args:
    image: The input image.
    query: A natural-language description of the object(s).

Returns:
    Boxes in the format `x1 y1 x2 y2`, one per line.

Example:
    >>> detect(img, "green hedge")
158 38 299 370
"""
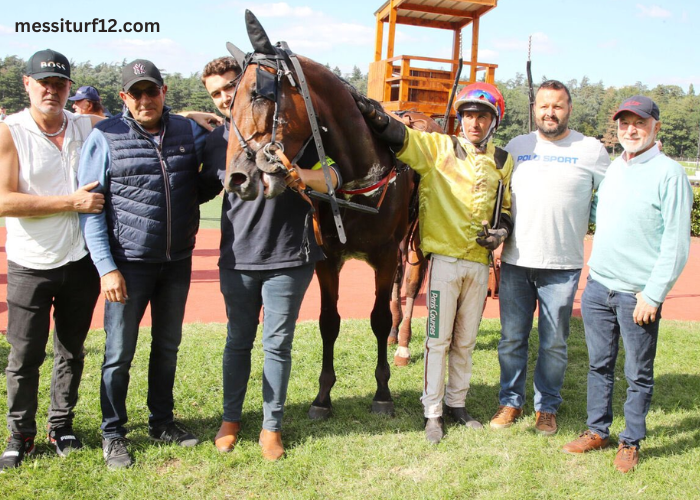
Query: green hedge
693 188 700 237
589 187 700 237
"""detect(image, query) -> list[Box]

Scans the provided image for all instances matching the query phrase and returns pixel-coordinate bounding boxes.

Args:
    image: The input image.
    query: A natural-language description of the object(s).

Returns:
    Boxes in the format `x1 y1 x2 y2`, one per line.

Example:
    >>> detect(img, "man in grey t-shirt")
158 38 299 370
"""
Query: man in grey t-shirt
489 80 610 435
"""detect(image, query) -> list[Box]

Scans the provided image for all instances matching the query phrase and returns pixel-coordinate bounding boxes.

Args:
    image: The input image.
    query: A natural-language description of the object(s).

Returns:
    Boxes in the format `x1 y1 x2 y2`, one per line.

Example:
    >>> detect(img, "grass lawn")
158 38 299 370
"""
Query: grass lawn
199 195 224 230
1 317 699 499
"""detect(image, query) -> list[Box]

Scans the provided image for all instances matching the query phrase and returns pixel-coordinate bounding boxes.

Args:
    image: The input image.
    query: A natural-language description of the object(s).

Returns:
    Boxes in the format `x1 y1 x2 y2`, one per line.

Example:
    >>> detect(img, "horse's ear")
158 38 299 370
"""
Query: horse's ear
226 42 247 70
245 9 276 55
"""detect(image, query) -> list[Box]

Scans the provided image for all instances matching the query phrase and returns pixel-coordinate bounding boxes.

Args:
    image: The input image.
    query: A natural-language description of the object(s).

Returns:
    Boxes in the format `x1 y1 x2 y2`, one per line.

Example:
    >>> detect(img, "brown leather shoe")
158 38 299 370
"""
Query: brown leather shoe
490 405 523 429
535 411 557 436
562 430 610 454
259 429 284 461
214 421 241 453
613 443 639 473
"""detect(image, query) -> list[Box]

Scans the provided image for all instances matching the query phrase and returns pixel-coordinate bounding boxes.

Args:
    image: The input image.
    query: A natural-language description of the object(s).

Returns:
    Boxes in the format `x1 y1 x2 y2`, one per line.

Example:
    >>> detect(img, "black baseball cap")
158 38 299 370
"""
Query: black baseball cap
26 49 74 82
613 95 660 121
122 59 164 91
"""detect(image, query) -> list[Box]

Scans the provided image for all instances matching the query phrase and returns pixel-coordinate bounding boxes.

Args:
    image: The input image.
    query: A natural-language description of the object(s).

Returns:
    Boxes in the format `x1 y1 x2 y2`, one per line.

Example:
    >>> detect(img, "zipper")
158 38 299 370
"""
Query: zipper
156 139 172 261
128 115 172 260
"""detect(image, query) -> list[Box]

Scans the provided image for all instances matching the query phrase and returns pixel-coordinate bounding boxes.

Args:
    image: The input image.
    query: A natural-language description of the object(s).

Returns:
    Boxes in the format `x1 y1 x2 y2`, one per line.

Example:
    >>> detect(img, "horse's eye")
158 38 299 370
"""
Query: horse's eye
250 90 265 102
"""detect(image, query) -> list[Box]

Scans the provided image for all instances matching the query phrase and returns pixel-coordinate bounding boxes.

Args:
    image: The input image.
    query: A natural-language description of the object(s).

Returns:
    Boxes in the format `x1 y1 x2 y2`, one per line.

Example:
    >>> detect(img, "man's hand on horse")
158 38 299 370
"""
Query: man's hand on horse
284 167 307 192
352 94 406 151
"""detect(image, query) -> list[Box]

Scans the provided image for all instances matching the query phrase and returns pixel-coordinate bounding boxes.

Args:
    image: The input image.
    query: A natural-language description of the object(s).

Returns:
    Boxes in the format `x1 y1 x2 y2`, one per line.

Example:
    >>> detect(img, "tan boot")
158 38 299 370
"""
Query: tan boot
258 429 284 461
214 421 241 453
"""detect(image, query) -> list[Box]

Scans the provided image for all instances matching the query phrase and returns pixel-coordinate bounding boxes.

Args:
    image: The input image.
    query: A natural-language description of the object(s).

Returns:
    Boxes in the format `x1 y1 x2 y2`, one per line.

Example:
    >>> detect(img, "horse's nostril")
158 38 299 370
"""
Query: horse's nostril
229 173 248 186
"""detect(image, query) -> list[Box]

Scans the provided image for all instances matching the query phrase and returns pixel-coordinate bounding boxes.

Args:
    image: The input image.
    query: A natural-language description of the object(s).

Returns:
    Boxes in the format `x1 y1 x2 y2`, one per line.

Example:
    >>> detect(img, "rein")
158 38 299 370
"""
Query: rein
278 42 346 244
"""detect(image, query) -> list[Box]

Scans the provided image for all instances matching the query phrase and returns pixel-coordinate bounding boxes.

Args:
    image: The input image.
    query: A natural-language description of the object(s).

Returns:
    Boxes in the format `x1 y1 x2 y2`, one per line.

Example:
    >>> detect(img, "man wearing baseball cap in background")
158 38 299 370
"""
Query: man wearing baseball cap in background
562 96 692 472
78 59 220 468
68 86 110 118
0 49 104 471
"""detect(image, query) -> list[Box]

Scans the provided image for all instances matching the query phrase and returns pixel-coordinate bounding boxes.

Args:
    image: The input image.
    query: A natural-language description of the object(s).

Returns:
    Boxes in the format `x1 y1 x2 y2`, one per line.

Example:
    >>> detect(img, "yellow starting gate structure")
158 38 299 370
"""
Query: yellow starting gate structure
367 0 499 131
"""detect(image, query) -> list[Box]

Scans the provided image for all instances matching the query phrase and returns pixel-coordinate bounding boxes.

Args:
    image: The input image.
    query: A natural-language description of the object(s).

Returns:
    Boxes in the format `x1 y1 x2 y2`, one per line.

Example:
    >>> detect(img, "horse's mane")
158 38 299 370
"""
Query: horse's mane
300 58 386 115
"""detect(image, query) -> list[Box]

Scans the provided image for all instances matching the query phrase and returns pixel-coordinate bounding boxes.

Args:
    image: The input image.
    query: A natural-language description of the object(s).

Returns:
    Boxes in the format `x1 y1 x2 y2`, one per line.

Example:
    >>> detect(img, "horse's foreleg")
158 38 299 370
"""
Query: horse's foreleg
394 249 428 366
369 251 398 416
309 258 341 420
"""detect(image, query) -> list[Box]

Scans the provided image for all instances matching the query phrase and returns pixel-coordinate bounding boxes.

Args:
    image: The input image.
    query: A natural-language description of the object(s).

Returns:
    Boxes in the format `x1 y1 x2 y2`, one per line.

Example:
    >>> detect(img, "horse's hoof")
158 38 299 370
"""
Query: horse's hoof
393 354 409 367
387 335 398 345
371 400 395 416
308 405 332 420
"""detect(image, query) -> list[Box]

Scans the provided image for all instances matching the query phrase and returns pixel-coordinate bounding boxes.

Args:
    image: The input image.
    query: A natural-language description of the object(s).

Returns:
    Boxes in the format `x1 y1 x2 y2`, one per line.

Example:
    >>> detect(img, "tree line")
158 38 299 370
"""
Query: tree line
2 56 699 160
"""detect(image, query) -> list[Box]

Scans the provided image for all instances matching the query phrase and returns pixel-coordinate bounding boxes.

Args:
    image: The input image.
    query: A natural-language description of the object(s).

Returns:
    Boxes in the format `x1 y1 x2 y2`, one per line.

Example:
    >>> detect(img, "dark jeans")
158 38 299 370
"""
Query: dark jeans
5 255 100 436
100 257 192 439
582 277 660 447
220 264 314 431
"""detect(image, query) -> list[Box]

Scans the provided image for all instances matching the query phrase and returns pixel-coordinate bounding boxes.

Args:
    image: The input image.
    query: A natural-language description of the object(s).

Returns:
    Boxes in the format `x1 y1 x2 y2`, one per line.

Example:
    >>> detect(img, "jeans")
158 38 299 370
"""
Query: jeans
5 256 100 435
220 264 314 432
497 263 581 413
582 277 660 447
100 257 192 439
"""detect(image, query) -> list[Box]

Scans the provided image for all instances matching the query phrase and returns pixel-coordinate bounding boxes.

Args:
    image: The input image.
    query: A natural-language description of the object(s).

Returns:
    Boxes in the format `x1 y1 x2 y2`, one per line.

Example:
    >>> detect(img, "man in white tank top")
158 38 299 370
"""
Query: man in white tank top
0 49 105 471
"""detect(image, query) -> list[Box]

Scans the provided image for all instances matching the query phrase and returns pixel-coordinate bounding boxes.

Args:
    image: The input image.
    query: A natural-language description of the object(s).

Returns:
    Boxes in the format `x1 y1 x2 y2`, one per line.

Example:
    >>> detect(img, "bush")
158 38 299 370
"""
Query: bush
692 188 700 237
590 187 699 237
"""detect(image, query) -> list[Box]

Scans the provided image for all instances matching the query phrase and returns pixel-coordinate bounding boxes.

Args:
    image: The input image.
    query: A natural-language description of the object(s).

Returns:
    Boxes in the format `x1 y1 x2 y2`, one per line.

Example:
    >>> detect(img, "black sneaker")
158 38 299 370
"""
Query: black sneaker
102 437 132 469
48 426 83 457
444 405 484 429
0 434 36 472
148 422 199 447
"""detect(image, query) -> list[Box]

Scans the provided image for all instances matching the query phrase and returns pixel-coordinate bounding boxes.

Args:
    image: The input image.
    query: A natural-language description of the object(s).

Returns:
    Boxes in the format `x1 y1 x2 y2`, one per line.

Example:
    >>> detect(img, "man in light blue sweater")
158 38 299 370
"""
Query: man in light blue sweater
562 96 693 473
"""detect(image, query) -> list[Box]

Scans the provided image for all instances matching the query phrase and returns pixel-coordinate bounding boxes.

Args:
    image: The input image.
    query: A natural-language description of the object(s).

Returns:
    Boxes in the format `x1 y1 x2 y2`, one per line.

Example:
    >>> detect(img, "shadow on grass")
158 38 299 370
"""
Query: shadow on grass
645 415 700 458
108 380 500 454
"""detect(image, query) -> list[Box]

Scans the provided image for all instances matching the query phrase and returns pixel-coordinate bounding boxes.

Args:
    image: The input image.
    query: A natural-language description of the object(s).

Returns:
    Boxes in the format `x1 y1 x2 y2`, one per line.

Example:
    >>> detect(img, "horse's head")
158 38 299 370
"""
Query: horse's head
224 10 312 200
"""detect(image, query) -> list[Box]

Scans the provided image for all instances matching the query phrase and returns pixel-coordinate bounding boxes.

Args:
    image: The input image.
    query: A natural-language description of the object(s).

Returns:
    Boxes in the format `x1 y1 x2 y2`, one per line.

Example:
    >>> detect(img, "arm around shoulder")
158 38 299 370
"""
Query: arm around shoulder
0 123 103 217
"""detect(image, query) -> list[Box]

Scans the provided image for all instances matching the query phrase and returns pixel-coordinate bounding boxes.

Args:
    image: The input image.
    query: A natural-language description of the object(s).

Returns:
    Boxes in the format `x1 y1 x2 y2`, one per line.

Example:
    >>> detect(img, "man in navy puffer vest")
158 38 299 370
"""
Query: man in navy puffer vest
78 59 220 469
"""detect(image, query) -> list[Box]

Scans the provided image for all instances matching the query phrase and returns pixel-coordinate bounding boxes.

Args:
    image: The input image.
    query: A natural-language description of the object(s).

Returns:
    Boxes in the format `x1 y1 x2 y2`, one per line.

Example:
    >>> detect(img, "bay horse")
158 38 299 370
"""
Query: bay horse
223 10 417 419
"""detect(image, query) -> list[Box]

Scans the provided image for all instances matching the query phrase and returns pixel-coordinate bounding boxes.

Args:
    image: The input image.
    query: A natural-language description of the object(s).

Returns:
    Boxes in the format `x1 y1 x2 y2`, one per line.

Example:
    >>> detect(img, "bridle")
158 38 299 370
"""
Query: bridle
227 43 348 243
228 51 289 168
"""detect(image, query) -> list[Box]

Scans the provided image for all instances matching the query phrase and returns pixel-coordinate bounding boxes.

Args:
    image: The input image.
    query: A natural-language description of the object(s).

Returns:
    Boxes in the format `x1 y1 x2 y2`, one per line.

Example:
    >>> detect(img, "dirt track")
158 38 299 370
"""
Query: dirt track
1 228 698 331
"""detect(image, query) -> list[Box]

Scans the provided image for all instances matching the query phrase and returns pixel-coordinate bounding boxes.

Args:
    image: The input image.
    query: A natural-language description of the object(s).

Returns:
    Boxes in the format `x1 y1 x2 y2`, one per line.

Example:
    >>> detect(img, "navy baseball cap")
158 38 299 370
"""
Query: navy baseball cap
613 95 660 121
26 49 74 82
122 59 163 91
68 86 101 101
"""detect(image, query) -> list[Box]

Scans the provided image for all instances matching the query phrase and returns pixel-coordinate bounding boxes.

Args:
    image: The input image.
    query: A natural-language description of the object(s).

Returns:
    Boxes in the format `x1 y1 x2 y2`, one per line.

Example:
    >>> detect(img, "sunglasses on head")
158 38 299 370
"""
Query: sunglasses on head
126 86 162 100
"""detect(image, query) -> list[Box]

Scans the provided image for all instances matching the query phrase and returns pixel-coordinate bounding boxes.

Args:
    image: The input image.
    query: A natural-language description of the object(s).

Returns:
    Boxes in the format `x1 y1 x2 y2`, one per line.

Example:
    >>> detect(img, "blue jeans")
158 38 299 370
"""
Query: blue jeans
497 263 581 413
100 257 192 439
582 277 660 447
220 264 314 432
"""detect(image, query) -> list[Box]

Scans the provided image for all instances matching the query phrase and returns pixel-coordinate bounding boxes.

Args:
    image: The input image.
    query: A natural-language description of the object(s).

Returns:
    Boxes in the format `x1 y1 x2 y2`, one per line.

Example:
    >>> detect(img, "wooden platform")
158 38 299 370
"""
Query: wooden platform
368 0 500 131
